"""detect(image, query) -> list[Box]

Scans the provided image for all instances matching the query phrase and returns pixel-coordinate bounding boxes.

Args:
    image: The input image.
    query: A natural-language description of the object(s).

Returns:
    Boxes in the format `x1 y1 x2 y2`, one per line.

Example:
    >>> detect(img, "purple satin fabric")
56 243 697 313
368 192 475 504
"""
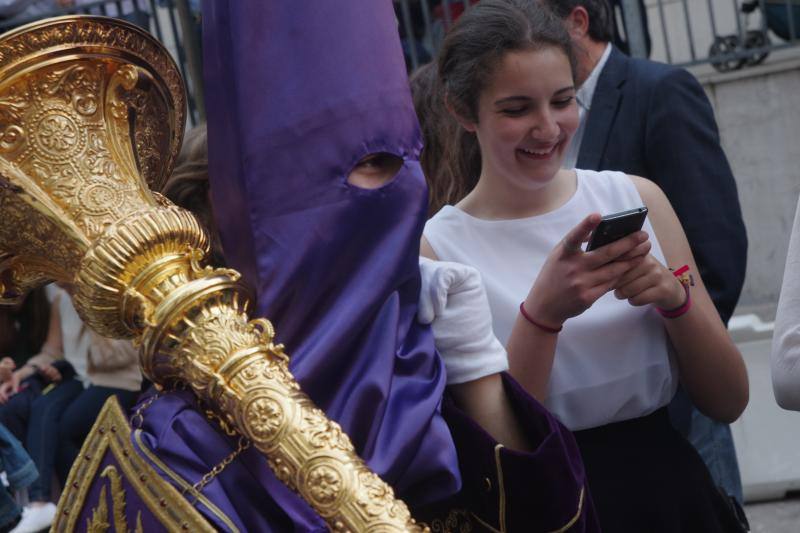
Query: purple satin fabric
132 0 461 530
133 390 324 532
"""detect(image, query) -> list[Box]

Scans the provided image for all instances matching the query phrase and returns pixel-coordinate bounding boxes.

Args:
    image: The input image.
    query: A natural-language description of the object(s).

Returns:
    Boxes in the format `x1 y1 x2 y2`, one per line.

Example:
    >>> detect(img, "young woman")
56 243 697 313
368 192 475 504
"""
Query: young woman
421 1 749 531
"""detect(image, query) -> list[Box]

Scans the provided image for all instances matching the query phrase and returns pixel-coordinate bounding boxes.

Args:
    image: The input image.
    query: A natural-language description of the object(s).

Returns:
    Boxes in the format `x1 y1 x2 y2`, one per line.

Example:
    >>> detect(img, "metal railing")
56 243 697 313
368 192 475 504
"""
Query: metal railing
394 0 800 73
636 0 800 72
0 0 204 125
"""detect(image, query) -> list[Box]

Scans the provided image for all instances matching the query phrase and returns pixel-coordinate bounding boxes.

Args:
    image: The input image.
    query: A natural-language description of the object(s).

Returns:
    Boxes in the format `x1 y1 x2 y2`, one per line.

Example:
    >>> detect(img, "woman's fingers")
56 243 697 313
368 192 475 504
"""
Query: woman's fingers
613 270 657 300
611 258 652 289
623 286 664 307
583 230 649 268
585 255 646 289
616 240 652 261
561 213 601 255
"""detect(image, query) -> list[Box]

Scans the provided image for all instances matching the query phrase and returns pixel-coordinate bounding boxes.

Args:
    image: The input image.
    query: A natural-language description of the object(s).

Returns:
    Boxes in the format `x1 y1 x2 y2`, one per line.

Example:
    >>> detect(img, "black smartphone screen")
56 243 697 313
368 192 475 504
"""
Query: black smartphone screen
585 207 648 252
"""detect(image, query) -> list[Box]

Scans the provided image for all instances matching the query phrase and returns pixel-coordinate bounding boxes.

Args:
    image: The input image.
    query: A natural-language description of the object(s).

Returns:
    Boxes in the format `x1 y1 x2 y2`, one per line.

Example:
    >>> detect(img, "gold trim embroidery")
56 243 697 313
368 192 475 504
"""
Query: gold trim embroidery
133 429 240 532
494 444 507 533
470 512 503 533
546 487 585 533
54 397 215 533
87 484 109 532
491 445 585 533
85 466 145 533
429 508 475 532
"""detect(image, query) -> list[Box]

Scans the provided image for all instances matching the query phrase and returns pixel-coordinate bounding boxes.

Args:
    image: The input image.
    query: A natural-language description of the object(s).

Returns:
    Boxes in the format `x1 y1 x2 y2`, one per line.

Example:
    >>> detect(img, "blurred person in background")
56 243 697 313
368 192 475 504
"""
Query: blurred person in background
0 285 140 533
0 423 37 533
0 289 49 374
0 0 59 28
54 328 140 483
0 293 43 533
772 196 800 410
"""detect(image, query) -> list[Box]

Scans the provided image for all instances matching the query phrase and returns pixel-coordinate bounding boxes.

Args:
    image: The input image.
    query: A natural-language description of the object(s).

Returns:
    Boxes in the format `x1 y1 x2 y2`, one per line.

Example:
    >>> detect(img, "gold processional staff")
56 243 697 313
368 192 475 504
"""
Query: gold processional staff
0 16 427 532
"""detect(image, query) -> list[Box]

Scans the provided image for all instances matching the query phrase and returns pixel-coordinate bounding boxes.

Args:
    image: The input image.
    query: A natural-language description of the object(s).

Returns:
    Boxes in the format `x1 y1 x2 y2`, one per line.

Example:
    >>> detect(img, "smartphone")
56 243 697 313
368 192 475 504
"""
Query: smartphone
585 207 648 252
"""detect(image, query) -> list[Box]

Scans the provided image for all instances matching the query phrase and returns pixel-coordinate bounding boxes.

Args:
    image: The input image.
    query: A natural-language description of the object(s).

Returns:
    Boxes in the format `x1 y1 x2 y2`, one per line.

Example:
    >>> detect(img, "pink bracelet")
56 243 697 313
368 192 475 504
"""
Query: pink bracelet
656 266 693 319
519 302 562 334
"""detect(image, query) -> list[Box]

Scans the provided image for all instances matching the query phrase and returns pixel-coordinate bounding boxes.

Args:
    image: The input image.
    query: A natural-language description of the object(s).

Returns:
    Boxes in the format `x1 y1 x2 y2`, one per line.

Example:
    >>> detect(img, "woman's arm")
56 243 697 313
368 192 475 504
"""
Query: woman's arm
505 216 651 401
418 243 530 449
0 295 63 402
629 176 748 422
24 294 63 370
771 197 800 410
447 374 529 450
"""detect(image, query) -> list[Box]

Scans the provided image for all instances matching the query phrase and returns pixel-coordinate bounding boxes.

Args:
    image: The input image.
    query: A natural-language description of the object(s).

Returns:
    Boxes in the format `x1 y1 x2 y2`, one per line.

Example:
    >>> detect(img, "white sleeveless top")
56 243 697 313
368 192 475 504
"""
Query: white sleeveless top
424 169 677 431
46 284 90 385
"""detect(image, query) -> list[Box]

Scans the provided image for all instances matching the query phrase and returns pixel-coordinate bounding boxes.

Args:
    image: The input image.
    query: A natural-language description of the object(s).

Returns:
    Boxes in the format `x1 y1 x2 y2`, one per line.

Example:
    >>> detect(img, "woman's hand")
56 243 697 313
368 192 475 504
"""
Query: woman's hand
613 254 686 310
0 357 15 383
38 363 62 384
0 371 21 404
523 214 652 329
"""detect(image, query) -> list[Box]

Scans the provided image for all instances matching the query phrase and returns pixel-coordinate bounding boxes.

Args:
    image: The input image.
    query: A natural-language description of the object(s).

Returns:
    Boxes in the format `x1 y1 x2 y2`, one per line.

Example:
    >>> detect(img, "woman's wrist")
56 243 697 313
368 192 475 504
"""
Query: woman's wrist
519 301 563 334
656 265 694 319
657 276 688 310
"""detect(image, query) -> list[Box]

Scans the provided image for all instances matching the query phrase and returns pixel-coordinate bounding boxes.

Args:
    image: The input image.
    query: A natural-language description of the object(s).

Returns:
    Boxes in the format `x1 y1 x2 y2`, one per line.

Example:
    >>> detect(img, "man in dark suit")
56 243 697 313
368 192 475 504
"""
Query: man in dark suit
542 0 749 504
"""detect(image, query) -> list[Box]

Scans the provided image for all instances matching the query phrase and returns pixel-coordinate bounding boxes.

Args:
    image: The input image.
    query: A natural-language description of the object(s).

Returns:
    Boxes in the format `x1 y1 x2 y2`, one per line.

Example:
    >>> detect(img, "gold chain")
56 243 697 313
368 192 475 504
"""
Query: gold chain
130 390 162 429
188 436 251 496
130 387 251 499
203 408 239 437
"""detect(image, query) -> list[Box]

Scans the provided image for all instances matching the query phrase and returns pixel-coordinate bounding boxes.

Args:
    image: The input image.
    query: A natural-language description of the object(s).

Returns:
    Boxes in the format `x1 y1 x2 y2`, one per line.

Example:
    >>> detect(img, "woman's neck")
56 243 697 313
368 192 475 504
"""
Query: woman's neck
457 168 577 220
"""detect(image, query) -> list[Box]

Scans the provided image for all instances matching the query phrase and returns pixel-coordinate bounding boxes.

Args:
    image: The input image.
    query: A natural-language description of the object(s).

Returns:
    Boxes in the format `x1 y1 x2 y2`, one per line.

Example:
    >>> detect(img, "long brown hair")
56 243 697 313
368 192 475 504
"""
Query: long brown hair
430 0 576 209
162 124 226 267
0 287 50 365
411 62 480 216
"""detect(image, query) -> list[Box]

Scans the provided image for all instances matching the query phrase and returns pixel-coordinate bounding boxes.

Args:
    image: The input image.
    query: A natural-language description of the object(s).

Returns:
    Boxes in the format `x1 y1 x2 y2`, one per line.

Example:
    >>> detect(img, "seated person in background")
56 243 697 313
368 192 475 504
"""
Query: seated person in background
772 195 800 410
0 285 140 533
0 288 49 375
54 329 141 485
0 422 37 533
420 2 748 531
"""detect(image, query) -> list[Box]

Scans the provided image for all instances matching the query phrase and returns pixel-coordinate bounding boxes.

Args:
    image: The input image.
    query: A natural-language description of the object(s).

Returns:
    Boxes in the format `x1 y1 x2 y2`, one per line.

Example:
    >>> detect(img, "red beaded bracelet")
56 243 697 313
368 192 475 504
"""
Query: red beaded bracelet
656 264 693 319
519 302 563 334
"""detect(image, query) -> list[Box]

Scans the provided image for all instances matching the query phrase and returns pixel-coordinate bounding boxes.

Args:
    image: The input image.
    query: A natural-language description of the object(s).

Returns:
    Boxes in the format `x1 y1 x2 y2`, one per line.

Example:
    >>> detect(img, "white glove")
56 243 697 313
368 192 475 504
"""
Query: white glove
418 257 508 385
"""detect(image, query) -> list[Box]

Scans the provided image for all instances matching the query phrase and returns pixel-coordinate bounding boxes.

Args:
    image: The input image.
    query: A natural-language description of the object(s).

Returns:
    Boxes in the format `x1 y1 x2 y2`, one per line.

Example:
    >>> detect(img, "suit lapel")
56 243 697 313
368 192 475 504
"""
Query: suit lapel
576 46 627 171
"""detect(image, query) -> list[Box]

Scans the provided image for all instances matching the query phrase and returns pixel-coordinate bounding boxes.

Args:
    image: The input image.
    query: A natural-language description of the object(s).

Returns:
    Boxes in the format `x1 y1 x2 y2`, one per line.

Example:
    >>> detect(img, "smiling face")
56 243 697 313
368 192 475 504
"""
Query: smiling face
464 46 579 193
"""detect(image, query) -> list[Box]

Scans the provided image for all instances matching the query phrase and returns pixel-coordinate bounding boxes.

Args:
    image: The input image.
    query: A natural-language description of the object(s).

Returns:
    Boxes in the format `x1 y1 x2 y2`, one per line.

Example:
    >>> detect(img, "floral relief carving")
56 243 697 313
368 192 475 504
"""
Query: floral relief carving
306 464 344 506
38 113 78 151
245 396 286 442
357 470 401 518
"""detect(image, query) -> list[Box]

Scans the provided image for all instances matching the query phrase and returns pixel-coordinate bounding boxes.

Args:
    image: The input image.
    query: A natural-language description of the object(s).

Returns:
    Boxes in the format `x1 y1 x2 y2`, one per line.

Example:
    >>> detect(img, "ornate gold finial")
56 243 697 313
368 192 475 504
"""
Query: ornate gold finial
0 16 426 532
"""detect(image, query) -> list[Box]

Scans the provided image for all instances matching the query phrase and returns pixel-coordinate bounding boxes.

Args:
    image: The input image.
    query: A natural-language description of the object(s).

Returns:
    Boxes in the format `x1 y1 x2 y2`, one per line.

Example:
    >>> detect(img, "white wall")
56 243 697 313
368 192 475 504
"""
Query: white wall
693 56 800 316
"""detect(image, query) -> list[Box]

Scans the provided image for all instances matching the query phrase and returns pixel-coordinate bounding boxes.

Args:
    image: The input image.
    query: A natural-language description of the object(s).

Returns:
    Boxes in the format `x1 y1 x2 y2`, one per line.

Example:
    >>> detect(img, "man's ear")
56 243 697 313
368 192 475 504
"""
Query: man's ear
563 6 591 40
444 92 477 133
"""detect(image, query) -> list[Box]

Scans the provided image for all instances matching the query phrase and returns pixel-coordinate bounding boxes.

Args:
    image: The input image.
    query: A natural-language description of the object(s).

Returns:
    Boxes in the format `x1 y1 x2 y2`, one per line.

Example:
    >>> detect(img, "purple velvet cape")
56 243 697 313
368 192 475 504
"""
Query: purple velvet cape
131 1 461 531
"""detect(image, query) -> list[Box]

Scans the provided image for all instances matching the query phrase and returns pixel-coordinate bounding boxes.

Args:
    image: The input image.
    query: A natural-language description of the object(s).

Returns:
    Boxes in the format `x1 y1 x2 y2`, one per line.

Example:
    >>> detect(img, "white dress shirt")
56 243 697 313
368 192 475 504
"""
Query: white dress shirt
562 43 612 170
